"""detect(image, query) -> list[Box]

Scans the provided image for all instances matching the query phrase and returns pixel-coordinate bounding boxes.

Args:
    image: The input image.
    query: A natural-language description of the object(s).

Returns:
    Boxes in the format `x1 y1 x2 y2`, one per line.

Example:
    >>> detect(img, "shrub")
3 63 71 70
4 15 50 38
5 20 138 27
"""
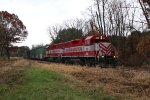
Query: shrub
119 53 144 67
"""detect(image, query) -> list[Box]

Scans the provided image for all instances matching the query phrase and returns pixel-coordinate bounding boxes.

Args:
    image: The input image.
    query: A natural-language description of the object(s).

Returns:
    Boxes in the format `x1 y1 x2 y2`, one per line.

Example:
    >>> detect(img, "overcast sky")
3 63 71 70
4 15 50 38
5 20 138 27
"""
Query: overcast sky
0 0 92 48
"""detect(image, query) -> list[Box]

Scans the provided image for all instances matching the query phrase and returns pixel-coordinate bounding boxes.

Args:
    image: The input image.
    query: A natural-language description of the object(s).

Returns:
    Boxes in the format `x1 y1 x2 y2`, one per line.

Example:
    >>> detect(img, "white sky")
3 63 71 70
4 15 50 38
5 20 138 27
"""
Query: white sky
0 0 92 48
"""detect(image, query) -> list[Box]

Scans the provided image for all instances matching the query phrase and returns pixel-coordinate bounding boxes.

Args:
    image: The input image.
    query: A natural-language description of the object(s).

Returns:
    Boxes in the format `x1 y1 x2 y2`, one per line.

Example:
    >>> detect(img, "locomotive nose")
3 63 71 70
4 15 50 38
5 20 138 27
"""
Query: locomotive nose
97 42 112 56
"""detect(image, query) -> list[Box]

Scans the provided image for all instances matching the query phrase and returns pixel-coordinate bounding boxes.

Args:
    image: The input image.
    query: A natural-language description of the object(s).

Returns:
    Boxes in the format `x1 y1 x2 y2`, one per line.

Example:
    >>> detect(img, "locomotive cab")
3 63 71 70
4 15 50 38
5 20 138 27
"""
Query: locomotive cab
85 34 117 67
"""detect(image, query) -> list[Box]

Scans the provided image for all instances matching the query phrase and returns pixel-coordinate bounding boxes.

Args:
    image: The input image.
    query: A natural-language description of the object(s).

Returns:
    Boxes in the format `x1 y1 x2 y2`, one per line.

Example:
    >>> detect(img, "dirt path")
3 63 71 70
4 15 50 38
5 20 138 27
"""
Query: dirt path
30 60 150 100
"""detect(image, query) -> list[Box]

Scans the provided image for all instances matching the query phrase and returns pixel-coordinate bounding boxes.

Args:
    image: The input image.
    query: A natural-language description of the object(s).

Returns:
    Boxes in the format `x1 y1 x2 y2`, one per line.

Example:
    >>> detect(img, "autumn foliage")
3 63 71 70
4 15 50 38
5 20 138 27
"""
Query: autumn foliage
137 32 150 58
0 11 28 59
0 11 28 44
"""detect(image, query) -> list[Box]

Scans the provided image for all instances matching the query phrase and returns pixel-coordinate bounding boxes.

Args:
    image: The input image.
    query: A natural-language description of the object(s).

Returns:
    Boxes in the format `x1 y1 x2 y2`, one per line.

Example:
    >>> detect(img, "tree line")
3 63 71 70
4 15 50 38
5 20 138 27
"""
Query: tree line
0 0 150 66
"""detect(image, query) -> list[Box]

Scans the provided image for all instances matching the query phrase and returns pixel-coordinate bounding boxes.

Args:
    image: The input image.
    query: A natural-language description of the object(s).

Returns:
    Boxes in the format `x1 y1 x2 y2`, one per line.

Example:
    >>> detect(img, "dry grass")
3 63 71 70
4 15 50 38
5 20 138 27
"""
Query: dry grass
1 58 149 99
0 58 30 83
31 61 150 100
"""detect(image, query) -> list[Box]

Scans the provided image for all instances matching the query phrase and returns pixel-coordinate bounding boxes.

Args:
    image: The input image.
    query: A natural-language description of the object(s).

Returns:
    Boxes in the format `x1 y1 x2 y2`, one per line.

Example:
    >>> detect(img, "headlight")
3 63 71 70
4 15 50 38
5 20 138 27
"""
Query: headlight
101 56 104 58
114 56 118 58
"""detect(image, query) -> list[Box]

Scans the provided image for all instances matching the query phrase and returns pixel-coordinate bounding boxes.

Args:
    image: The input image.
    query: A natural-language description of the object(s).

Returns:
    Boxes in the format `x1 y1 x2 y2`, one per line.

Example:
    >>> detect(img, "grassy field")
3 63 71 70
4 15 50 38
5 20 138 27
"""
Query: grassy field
0 59 115 100
33 61 150 100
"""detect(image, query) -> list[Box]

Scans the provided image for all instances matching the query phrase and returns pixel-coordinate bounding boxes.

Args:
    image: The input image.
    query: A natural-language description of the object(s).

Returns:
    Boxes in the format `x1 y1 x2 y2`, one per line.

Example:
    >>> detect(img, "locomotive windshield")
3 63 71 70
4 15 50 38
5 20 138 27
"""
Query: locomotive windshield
94 39 109 43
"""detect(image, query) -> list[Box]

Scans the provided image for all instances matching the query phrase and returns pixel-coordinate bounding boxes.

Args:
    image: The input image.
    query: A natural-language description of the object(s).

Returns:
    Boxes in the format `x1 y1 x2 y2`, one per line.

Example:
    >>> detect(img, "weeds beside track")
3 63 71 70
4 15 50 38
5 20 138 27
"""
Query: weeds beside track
32 60 150 100
0 58 116 100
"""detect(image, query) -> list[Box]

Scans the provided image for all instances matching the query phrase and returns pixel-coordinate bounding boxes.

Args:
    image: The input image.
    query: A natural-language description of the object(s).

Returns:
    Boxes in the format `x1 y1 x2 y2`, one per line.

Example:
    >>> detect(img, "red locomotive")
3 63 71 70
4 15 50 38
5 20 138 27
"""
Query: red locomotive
45 33 117 67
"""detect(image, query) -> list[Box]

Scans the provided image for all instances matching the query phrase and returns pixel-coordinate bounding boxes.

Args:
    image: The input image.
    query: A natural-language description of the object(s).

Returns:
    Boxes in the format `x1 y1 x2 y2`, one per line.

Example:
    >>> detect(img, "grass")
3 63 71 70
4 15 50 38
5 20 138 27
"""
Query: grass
1 59 150 100
0 60 116 100
33 61 150 100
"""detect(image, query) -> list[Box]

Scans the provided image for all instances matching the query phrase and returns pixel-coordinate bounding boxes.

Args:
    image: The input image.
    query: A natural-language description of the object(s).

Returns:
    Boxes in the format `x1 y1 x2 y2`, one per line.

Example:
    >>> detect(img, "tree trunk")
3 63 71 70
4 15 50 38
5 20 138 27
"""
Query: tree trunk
90 21 94 33
139 0 150 28
96 0 103 34
102 0 106 35
0 47 2 57
5 46 10 60
96 12 101 33
0 45 4 57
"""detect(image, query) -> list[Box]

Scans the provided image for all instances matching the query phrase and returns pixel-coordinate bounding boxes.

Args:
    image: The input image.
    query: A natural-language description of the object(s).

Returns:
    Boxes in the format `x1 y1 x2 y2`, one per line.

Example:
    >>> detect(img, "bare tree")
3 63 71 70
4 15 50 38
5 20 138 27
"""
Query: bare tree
63 18 90 36
64 19 86 30
95 0 103 34
93 0 108 35
48 24 62 42
138 0 150 28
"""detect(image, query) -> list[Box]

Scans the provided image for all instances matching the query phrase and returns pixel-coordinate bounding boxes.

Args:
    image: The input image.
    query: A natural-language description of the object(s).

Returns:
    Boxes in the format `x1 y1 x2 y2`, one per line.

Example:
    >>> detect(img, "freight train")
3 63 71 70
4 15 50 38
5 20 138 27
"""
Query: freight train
29 34 118 67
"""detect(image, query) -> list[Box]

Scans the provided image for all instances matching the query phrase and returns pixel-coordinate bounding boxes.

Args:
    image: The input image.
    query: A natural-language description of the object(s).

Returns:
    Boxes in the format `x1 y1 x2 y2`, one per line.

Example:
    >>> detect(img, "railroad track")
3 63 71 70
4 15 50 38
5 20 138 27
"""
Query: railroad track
35 60 150 73
120 67 150 73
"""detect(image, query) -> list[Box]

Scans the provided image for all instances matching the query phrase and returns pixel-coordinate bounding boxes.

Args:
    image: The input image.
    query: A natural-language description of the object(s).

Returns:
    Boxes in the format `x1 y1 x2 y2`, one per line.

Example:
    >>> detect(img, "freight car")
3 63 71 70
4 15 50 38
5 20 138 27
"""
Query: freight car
43 34 118 67
29 46 47 60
